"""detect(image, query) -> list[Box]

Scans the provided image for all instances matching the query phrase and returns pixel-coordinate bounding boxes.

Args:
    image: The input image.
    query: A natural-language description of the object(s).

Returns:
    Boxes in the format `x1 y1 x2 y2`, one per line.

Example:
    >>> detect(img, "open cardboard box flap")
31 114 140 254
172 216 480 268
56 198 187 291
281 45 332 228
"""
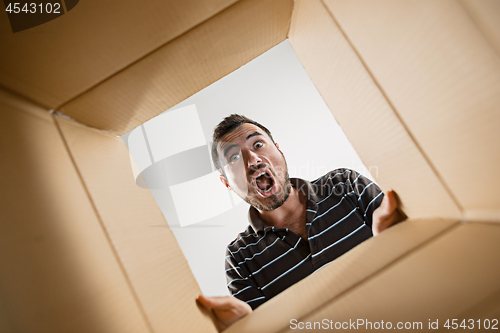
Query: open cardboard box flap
1 0 499 332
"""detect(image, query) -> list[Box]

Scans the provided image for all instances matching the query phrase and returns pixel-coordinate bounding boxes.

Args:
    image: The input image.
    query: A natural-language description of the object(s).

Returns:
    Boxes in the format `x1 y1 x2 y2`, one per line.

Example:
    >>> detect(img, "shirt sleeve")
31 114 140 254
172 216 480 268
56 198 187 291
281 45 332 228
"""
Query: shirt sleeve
346 169 384 228
225 248 267 310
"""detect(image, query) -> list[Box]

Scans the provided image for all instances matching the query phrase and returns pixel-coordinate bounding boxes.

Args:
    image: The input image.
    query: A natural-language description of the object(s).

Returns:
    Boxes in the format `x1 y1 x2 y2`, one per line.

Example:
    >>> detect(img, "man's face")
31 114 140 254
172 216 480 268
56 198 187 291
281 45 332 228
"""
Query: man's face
217 123 292 211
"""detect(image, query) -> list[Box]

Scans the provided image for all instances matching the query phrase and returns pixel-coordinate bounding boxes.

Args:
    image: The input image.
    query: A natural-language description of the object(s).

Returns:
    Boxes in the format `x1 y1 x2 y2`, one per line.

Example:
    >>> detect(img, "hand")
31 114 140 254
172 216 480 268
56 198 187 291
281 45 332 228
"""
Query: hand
197 295 252 332
372 190 406 236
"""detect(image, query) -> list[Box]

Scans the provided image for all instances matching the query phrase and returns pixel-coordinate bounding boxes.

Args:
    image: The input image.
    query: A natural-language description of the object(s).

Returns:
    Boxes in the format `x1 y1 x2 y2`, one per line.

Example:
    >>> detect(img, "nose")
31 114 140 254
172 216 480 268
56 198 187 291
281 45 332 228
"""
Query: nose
246 150 262 170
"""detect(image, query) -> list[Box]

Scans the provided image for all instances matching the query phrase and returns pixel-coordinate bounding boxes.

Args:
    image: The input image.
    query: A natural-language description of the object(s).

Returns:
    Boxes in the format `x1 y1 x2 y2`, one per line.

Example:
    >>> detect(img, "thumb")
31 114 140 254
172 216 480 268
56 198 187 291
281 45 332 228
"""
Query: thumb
382 190 397 215
197 295 232 310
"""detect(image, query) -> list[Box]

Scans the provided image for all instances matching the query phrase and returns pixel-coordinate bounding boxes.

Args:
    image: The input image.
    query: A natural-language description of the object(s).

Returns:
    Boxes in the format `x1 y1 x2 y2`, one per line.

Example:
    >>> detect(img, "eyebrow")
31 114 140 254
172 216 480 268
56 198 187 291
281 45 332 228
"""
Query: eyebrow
246 131 263 141
222 132 264 159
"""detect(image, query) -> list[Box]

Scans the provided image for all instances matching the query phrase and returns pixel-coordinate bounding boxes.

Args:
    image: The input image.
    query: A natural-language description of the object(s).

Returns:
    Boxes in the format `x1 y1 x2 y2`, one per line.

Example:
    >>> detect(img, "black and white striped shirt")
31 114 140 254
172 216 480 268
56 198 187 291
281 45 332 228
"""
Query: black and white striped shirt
225 169 384 309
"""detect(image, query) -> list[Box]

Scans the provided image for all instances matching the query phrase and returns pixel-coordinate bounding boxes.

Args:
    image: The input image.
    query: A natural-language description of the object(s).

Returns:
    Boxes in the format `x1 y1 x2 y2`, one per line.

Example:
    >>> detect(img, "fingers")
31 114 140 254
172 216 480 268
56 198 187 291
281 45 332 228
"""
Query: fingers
197 295 233 310
383 208 399 226
372 190 405 236
196 295 212 308
380 191 402 224
197 295 249 312
197 295 253 332
383 190 398 214
383 190 407 224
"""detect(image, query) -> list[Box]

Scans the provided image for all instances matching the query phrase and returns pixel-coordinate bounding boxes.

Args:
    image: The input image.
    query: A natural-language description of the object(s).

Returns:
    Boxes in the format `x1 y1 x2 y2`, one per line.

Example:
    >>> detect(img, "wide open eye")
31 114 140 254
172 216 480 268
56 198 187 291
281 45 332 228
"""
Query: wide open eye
229 153 241 164
254 141 263 149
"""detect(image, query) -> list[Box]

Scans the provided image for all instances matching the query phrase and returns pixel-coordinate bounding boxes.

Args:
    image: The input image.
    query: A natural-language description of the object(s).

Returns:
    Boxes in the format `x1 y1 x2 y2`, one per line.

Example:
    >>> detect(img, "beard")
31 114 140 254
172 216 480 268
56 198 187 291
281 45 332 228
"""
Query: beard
243 161 293 211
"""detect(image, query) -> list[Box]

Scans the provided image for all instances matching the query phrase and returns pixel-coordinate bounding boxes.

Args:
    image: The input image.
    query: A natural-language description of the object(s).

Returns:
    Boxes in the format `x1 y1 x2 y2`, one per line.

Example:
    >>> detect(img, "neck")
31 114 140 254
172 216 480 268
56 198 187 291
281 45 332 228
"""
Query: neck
257 187 306 228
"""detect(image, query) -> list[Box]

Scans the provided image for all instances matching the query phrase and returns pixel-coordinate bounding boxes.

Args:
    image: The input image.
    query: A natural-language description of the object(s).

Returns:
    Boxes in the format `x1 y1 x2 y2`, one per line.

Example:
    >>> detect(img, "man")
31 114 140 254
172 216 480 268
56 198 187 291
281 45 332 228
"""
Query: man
197 114 405 331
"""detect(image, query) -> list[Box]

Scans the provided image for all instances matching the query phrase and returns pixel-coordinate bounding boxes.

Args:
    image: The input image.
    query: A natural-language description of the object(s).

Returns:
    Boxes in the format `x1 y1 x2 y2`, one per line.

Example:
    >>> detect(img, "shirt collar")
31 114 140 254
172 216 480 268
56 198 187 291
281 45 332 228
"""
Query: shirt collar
247 177 321 233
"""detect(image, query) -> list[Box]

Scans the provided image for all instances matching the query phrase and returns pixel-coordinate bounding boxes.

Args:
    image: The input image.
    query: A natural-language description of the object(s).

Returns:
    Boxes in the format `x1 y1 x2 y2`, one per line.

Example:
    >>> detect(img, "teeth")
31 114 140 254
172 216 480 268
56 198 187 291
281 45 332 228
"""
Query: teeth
263 184 274 193
254 171 274 193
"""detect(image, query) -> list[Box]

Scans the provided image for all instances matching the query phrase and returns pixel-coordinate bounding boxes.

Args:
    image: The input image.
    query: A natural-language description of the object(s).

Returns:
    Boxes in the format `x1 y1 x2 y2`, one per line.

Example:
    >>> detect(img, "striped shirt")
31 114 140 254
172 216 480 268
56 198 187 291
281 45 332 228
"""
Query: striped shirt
225 169 383 309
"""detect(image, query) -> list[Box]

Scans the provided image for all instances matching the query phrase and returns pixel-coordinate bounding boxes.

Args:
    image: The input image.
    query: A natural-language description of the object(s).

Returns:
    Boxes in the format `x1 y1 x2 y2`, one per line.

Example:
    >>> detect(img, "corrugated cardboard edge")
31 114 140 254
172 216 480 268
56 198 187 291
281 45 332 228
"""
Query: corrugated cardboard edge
284 222 500 332
59 0 294 136
459 0 500 56
0 0 239 108
321 0 464 214
464 210 500 224
51 0 241 110
53 114 218 333
288 0 462 220
51 114 156 333
323 0 500 223
0 88 152 332
226 219 461 333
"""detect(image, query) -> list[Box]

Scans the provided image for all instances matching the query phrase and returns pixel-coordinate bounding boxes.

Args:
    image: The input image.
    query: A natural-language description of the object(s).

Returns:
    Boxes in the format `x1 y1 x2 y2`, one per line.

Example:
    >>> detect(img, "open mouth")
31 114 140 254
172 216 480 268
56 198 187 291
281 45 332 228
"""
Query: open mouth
253 170 275 196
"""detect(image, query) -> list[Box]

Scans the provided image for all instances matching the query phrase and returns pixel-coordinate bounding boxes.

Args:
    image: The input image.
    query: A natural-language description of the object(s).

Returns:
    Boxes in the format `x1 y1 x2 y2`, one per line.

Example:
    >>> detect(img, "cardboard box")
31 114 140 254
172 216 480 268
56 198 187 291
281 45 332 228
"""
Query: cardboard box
1 0 499 331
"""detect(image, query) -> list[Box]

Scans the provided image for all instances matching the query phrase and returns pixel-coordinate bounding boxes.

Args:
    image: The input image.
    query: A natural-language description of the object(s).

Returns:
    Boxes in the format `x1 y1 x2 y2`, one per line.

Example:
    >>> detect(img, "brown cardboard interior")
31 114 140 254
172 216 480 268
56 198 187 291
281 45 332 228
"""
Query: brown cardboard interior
54 116 216 333
1 0 500 331
225 218 461 333
459 0 500 56
59 0 293 135
281 222 500 332
289 0 463 220
323 0 500 220
0 0 238 108
0 90 151 332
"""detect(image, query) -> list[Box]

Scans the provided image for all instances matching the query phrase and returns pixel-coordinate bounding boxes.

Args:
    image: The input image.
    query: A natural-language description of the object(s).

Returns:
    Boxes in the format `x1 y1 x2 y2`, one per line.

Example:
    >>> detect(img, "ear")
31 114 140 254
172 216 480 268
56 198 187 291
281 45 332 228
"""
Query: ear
275 143 283 155
220 174 231 189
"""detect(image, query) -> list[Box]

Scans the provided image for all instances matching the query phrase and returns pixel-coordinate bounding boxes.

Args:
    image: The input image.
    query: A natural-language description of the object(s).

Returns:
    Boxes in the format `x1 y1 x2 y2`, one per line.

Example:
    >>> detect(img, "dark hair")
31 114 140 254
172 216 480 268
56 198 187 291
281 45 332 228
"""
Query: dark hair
211 114 275 173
